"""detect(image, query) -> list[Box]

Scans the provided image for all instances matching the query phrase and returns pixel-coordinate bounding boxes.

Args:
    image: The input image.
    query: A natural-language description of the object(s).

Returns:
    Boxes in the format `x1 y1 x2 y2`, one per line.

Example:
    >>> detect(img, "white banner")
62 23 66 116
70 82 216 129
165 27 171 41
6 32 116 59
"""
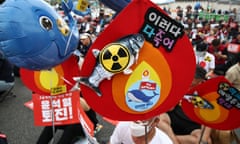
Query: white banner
150 0 175 5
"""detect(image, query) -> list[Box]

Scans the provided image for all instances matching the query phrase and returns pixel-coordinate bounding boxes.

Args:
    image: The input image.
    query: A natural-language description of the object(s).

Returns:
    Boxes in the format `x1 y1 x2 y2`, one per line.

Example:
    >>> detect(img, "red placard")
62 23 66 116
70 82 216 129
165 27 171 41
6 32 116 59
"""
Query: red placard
80 0 196 120
227 43 240 53
77 99 95 136
205 36 215 44
33 91 80 126
182 76 240 130
103 117 119 126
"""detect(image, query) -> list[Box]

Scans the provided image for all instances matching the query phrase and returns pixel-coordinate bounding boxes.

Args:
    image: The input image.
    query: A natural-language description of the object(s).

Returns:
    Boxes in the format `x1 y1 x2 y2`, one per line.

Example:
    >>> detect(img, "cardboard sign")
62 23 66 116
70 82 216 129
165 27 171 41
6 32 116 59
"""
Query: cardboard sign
20 55 80 95
182 76 240 130
80 0 195 120
33 91 80 126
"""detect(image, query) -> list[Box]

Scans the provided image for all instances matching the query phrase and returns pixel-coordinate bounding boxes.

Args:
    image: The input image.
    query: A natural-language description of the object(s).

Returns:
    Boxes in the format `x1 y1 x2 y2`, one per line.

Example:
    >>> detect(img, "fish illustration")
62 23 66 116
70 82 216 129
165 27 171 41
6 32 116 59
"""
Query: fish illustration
78 34 145 96
183 94 214 109
127 90 158 103
0 0 79 70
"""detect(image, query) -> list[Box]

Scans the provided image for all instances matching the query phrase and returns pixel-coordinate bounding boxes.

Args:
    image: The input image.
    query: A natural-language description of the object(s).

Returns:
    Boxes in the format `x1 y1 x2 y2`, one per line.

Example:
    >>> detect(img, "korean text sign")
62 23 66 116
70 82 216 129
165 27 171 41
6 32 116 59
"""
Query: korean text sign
33 91 80 126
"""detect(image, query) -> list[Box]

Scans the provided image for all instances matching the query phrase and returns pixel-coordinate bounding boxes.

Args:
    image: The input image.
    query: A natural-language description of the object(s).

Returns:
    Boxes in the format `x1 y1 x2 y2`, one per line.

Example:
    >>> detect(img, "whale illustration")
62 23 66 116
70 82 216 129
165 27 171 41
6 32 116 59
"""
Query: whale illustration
127 90 158 103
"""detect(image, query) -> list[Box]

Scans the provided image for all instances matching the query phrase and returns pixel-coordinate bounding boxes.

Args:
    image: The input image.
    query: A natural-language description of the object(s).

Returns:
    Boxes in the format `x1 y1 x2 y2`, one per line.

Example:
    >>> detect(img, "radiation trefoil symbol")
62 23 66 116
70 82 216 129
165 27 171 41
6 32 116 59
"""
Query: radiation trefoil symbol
100 43 130 73
75 34 145 96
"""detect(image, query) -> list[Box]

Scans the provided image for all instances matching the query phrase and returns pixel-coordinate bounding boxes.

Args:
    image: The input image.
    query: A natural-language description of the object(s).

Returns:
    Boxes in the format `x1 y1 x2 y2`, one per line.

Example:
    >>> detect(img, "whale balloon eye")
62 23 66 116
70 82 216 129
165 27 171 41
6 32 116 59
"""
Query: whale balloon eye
39 16 53 31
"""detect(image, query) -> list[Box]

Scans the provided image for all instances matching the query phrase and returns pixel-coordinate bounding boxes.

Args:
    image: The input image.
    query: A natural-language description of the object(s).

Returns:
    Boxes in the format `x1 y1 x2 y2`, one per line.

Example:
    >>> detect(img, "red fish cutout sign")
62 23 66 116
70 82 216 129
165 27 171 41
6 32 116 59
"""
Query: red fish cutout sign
182 76 240 130
20 55 80 95
79 0 196 120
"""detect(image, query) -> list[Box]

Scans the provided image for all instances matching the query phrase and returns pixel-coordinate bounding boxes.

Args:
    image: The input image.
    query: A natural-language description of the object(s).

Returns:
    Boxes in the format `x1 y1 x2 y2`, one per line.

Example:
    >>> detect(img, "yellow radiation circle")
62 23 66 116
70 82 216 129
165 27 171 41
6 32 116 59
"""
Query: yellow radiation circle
219 82 230 91
99 43 130 73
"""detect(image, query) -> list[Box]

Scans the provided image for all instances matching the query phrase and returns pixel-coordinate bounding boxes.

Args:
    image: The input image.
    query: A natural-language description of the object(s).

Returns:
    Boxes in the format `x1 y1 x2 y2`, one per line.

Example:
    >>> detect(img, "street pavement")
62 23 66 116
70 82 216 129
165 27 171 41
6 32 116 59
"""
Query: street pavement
0 77 115 144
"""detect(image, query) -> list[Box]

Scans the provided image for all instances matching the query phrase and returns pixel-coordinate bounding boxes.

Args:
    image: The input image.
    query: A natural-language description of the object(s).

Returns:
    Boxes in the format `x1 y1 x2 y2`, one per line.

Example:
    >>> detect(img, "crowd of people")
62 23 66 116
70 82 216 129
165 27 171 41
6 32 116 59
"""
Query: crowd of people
1 1 240 144
168 3 240 78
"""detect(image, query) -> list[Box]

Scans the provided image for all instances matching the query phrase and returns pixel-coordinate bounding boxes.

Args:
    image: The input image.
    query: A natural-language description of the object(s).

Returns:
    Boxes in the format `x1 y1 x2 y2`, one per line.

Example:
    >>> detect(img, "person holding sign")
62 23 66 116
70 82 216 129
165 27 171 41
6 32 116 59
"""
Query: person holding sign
208 38 228 75
195 42 215 79
159 65 212 144
109 116 173 144
36 96 100 144
74 33 93 69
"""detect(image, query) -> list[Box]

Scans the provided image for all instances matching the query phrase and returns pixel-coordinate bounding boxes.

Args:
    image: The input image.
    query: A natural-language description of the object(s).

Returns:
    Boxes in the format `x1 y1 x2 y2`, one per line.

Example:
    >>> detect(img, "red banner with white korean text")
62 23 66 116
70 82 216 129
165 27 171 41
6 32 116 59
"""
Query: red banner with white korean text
77 100 95 136
33 91 80 126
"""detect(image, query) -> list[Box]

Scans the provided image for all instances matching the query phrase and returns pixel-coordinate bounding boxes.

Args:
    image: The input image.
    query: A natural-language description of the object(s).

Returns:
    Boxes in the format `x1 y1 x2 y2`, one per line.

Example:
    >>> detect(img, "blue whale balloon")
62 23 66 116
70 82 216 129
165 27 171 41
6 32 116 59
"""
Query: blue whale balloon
0 0 79 70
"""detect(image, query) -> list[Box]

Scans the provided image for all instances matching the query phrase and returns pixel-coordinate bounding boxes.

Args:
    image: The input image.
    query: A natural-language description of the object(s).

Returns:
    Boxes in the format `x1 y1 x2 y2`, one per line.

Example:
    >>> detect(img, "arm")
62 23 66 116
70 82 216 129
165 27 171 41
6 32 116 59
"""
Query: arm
225 68 236 83
206 55 215 78
157 113 180 144
191 126 212 144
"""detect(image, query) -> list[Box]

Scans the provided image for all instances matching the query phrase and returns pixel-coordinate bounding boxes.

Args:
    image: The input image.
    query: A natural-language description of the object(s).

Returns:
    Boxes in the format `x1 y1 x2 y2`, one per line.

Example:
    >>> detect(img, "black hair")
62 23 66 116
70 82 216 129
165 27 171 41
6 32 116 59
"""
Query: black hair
195 65 207 79
211 39 221 47
0 0 5 4
237 53 240 63
196 42 208 52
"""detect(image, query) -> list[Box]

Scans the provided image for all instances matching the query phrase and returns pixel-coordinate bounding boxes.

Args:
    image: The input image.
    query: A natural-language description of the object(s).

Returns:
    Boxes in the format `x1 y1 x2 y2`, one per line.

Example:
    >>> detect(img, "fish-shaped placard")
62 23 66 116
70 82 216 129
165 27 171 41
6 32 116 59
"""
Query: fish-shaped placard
183 94 214 109
182 76 240 130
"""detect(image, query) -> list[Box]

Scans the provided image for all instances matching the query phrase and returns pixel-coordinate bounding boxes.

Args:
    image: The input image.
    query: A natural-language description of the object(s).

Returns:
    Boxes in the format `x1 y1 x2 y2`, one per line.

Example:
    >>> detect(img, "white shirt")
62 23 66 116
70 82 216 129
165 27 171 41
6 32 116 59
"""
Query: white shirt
195 51 215 73
110 121 173 144
225 63 240 91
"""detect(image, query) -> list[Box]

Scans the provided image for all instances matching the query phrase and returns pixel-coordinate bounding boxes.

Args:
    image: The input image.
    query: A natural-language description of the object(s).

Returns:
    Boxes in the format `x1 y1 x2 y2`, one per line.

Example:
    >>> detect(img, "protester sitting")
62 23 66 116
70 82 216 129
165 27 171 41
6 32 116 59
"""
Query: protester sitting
109 116 173 144
207 38 228 75
204 52 240 144
225 52 240 91
74 33 93 69
195 42 215 78
158 65 212 144
227 33 240 67
36 94 102 144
